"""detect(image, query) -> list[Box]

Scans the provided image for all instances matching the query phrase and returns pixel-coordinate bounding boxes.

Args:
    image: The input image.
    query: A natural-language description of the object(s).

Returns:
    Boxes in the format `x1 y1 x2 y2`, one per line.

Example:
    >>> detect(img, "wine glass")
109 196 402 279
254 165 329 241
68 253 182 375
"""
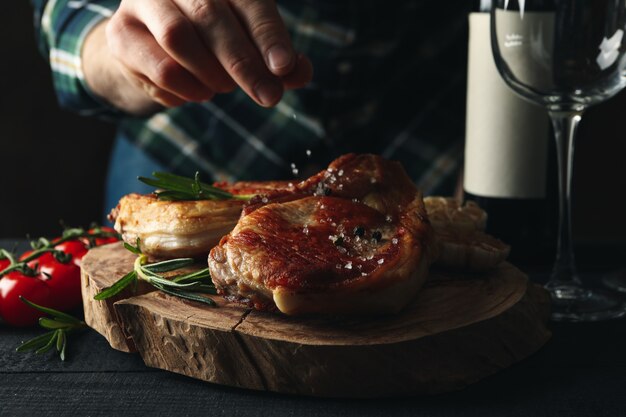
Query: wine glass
490 0 626 321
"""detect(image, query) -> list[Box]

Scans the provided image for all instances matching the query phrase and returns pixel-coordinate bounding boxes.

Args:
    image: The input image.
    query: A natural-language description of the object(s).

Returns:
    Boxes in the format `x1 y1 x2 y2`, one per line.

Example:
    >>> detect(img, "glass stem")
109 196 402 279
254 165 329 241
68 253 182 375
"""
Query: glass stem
547 110 583 288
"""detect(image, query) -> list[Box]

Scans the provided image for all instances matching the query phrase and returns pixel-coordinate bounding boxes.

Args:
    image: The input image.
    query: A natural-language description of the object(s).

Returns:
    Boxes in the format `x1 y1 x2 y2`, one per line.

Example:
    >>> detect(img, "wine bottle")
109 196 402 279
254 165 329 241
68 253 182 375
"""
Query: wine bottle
463 0 556 264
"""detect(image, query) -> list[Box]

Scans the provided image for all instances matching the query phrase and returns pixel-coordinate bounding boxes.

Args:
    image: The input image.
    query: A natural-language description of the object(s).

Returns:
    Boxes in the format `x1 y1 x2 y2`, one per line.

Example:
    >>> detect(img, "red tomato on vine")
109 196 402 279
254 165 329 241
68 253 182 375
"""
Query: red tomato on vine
54 240 88 267
0 272 52 326
80 227 119 247
30 253 82 311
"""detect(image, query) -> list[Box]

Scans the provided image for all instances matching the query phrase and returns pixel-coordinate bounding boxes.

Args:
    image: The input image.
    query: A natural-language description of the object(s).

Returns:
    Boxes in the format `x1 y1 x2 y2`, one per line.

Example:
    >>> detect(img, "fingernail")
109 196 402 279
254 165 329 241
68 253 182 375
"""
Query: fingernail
255 79 282 106
267 44 292 72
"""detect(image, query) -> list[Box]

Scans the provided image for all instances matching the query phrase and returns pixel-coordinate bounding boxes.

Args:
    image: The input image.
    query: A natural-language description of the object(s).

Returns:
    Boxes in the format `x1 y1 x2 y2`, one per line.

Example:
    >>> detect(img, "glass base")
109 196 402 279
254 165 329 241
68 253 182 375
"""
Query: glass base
548 284 626 322
602 269 626 293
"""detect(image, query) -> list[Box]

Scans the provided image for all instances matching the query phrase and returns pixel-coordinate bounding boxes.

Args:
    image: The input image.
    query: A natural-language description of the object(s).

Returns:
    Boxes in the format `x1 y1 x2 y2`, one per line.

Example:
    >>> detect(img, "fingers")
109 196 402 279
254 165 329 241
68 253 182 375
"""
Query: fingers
174 0 284 107
282 54 314 90
107 11 215 106
229 0 296 77
109 0 312 109
131 0 236 94
128 70 188 107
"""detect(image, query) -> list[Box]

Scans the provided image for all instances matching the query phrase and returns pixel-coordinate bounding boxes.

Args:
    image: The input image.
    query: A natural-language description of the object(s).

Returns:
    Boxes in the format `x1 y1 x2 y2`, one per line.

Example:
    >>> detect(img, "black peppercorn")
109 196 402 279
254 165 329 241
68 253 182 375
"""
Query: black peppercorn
334 236 344 246
324 187 332 196
372 231 382 242
353 226 365 237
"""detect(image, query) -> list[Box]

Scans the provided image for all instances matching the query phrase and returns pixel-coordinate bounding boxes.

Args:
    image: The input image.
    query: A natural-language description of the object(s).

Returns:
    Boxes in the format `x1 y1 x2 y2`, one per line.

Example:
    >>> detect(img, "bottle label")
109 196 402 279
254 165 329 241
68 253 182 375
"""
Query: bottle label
464 13 550 199
494 9 555 92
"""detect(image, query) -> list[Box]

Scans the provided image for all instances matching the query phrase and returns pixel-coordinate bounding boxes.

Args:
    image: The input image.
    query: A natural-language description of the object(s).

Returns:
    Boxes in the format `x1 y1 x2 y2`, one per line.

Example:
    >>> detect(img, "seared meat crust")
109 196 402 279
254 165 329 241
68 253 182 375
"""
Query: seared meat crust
209 154 434 315
110 181 291 259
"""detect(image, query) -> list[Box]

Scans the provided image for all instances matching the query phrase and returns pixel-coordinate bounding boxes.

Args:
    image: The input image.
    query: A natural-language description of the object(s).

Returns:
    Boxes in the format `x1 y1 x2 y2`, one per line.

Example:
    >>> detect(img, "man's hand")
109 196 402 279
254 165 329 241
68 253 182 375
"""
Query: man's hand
82 0 313 114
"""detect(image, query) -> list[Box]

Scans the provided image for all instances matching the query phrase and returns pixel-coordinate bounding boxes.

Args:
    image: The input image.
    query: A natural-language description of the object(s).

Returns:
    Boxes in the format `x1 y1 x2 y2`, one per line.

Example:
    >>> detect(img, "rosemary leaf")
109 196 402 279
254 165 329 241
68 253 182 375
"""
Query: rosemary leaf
19 297 82 324
138 176 193 194
94 270 137 300
39 317 71 330
154 171 228 196
173 268 212 283
56 330 65 354
139 171 235 201
153 283 216 306
148 275 204 289
35 330 59 354
194 284 218 295
139 267 161 279
59 332 67 361
143 258 195 273
16 330 57 352
124 241 142 255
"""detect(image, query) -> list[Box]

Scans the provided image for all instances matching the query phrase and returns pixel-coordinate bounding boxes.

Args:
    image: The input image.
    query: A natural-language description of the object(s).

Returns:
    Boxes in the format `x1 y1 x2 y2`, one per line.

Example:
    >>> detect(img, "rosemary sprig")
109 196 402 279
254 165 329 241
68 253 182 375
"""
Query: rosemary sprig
94 241 216 306
0 226 120 278
138 171 252 202
16 297 87 361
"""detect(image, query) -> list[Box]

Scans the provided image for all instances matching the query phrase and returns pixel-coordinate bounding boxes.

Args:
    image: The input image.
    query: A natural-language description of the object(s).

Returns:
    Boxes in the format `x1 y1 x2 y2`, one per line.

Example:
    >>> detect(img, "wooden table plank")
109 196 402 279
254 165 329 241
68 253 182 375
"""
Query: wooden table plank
2 238 626 416
1 362 625 416
0 328 148 373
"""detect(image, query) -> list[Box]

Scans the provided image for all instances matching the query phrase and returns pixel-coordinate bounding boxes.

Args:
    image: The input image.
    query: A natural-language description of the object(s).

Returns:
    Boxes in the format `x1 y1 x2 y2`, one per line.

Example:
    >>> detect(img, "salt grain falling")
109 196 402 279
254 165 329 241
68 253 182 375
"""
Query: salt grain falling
290 162 299 176
303 225 309 235
361 272 367 276
338 169 344 176
261 197 269 203
306 149 312 157
385 215 393 223
392 238 399 245
344 262 353 269
377 258 385 265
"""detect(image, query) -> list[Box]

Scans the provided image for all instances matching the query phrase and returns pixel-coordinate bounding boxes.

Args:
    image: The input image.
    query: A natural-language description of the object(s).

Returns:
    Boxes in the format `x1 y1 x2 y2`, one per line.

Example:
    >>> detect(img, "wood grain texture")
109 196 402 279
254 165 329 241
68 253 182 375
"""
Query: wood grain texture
81 243 151 352
81 243 551 397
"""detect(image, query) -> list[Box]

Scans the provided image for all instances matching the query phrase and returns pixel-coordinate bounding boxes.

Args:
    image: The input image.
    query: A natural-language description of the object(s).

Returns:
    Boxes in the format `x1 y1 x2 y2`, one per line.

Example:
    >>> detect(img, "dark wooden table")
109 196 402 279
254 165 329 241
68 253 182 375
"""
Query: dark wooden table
2 240 626 416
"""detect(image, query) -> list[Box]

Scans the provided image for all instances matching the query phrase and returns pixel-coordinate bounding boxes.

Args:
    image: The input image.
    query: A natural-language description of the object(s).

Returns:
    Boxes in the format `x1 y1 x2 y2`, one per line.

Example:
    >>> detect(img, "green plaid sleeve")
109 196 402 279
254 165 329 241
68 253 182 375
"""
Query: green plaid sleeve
31 0 121 118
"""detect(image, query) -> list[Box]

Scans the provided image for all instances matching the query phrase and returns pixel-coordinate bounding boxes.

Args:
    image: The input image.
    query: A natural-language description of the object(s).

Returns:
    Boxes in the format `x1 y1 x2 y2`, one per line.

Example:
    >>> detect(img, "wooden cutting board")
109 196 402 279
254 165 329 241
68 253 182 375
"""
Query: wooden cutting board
81 243 551 397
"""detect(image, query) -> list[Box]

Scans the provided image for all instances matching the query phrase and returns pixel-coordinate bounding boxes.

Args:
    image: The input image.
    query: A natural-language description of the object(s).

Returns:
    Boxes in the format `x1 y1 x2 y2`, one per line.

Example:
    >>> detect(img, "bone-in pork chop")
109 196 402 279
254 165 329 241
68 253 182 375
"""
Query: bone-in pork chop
209 154 434 315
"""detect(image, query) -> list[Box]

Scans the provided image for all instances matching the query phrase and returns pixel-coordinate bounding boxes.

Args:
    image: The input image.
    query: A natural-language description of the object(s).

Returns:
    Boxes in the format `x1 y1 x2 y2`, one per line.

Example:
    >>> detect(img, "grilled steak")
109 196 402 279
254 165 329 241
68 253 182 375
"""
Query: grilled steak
209 154 434 315
109 181 291 258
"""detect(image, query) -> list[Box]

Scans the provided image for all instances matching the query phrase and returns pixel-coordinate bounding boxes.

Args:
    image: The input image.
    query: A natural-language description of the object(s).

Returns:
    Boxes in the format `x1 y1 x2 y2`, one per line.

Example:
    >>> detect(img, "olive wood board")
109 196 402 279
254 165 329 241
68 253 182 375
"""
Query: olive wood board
81 242 551 397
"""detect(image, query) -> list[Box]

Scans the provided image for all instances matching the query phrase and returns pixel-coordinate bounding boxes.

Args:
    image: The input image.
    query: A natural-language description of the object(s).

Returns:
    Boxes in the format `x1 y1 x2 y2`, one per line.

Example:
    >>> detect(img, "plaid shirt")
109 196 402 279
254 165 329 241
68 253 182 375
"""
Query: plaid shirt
32 0 469 195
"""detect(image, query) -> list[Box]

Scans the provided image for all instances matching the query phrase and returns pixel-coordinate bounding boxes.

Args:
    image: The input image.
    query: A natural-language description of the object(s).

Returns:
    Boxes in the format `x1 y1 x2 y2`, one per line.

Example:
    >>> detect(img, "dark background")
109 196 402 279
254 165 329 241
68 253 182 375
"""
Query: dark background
1 2 115 239
1 2 625 244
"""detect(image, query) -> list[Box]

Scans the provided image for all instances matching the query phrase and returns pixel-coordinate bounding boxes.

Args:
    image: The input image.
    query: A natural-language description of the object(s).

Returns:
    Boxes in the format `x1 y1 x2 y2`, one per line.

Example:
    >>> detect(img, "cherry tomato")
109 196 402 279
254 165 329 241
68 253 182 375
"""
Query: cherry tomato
0 258 9 273
0 260 10 315
54 240 88 267
30 253 82 311
0 272 52 327
80 227 120 247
